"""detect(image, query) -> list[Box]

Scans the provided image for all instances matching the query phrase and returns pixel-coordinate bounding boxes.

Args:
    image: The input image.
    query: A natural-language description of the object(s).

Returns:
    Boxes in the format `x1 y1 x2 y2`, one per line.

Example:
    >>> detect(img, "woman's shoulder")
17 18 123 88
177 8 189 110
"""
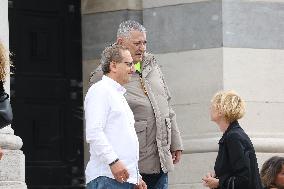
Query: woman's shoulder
227 125 255 151
227 123 248 137
226 126 250 143
226 127 244 139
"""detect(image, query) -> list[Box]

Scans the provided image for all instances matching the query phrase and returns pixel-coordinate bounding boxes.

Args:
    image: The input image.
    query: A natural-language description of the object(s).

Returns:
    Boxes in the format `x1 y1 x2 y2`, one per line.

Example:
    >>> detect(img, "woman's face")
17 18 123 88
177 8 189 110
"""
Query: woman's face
210 104 221 122
275 165 284 188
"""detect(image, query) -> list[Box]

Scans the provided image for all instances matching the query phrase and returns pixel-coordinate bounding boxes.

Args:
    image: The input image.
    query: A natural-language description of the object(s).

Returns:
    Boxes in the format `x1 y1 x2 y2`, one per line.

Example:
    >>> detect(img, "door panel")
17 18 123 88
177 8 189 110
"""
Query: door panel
9 0 84 188
17 13 63 75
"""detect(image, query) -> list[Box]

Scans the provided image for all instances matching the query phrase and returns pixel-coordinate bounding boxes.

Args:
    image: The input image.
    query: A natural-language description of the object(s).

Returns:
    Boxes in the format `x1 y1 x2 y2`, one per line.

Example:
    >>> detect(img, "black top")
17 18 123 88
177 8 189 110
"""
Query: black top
214 121 263 189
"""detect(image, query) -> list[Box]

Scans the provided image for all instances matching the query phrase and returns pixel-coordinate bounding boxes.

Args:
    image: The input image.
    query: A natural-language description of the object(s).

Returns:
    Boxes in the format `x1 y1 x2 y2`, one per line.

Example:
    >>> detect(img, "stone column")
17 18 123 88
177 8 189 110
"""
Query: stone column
0 127 26 189
143 0 284 188
0 0 27 188
222 0 284 181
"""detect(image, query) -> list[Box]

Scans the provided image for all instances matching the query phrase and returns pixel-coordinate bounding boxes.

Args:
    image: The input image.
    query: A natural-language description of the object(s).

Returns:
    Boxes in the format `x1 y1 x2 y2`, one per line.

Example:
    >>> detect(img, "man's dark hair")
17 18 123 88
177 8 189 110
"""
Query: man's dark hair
260 156 284 188
101 44 128 74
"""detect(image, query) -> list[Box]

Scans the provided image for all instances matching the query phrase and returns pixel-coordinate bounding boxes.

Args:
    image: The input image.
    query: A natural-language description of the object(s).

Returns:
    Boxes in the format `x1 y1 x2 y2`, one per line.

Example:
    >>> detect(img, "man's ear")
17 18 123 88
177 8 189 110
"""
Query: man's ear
109 61 117 73
117 38 123 45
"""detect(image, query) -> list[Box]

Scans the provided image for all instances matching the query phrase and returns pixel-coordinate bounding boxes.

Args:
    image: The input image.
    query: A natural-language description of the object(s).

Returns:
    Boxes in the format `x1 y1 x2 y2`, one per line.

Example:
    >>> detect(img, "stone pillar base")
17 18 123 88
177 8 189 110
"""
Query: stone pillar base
0 127 26 189
0 182 27 189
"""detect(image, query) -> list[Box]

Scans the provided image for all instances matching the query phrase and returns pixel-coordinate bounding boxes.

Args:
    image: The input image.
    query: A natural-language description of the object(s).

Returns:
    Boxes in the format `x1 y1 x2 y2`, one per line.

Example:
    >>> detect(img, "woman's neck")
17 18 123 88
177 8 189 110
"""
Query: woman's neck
216 119 230 133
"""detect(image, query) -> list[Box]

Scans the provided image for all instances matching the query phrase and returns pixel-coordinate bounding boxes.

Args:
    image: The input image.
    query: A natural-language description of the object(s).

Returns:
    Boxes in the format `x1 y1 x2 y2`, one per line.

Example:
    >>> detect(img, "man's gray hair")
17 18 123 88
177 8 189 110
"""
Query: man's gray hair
117 20 146 38
101 44 128 74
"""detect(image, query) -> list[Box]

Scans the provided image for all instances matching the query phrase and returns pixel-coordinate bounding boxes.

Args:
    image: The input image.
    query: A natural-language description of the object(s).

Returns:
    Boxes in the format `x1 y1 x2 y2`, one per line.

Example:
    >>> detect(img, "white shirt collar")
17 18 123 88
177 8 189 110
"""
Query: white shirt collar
102 75 126 94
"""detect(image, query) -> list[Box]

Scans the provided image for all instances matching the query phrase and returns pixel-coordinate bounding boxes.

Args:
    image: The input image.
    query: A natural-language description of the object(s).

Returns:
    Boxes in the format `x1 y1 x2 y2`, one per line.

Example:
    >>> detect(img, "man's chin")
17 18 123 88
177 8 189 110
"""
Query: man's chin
125 77 131 83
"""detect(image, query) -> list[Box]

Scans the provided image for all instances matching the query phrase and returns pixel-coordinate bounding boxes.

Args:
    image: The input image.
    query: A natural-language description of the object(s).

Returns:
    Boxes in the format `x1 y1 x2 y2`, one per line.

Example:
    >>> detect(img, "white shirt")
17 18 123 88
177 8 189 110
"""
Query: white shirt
84 75 139 184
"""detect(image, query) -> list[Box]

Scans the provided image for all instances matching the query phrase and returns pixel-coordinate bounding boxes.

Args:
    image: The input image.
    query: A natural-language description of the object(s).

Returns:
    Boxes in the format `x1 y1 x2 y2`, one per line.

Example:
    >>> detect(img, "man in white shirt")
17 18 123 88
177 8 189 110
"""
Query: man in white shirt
84 44 147 189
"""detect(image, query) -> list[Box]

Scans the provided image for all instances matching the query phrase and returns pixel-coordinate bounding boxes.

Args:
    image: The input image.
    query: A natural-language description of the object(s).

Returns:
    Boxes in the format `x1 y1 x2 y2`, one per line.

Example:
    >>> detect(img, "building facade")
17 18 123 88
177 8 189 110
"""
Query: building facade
1 0 284 188
82 1 284 187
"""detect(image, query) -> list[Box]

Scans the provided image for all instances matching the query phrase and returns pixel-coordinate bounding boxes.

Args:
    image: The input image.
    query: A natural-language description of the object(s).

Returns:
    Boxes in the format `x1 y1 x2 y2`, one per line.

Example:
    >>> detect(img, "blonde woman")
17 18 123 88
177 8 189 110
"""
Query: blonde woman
202 90 262 189
0 41 10 160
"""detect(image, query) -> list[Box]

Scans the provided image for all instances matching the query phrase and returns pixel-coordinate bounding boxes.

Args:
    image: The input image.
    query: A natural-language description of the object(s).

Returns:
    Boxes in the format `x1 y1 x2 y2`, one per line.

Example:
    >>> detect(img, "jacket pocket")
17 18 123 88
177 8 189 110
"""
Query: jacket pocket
165 118 172 145
134 120 147 154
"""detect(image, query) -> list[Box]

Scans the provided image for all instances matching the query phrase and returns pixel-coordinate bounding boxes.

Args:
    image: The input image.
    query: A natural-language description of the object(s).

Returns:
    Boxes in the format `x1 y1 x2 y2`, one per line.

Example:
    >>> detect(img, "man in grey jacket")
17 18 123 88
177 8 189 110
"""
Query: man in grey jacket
90 20 183 189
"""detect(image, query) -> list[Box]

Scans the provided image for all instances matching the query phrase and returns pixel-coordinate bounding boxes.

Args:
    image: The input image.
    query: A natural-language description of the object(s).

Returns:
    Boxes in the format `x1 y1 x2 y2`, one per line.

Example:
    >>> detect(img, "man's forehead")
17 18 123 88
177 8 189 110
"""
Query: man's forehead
122 50 133 61
128 30 146 39
121 49 131 56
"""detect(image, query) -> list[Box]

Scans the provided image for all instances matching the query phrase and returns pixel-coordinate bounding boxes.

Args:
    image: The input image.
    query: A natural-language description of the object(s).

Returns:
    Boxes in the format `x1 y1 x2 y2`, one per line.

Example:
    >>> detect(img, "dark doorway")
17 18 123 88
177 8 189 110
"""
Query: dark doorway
9 0 84 188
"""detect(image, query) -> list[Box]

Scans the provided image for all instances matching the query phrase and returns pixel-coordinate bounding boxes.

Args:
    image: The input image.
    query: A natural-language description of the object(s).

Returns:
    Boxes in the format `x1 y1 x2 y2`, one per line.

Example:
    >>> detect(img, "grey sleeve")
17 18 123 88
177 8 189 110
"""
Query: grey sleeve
89 64 104 87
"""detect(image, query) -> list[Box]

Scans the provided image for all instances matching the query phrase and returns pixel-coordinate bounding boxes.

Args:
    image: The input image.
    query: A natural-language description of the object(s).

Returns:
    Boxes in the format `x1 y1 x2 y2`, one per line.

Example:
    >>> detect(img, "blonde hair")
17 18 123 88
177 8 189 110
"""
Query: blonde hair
211 90 245 123
0 41 9 81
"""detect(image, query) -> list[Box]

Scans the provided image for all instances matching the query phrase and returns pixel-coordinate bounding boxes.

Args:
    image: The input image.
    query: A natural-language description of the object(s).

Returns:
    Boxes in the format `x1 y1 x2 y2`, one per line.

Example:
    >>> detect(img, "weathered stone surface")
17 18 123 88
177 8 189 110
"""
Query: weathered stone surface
0 182 27 189
223 0 284 49
143 0 284 52
0 0 9 45
82 0 142 14
0 127 26 189
144 1 222 54
82 10 142 60
155 48 223 105
143 0 212 9
0 150 25 182
143 0 284 9
223 48 284 102
0 127 23 150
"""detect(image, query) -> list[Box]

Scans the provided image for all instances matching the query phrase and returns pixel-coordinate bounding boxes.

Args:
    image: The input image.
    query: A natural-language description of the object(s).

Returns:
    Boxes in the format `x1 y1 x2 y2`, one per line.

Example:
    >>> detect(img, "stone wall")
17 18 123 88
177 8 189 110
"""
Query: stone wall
81 0 284 188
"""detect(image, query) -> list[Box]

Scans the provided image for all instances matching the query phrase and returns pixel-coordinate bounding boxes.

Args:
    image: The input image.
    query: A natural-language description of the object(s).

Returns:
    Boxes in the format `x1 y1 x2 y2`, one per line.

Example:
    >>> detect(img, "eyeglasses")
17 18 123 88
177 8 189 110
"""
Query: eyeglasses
123 62 134 68
112 61 134 68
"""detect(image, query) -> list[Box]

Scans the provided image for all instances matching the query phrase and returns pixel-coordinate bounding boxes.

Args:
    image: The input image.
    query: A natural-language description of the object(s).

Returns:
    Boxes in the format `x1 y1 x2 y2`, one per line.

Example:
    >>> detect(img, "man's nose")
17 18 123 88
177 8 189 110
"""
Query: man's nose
130 65 135 73
139 43 146 51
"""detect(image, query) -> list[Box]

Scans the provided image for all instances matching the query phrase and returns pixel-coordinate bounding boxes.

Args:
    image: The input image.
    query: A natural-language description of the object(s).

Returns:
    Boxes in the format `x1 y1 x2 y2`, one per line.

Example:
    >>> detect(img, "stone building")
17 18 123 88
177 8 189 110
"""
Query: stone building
1 0 284 188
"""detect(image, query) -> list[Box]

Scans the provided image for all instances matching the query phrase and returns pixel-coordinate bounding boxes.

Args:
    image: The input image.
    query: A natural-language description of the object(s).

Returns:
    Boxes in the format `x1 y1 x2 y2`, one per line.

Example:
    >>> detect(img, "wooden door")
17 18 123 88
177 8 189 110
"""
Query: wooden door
9 0 84 188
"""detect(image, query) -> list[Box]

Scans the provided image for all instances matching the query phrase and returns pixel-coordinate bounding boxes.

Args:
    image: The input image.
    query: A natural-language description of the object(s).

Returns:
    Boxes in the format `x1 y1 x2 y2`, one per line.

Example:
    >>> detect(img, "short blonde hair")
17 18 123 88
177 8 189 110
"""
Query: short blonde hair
0 41 9 81
211 90 245 123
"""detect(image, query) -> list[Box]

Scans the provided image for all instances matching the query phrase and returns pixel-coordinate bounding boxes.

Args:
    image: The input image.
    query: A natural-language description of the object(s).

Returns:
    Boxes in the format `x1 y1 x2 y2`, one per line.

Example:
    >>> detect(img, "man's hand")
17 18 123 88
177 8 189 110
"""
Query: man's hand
135 178 147 189
171 150 182 164
109 160 129 183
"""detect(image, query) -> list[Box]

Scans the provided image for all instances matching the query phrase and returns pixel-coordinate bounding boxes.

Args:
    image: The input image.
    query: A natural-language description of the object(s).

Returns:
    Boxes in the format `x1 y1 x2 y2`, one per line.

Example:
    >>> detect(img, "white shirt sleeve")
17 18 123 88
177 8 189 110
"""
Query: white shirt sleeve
84 86 118 165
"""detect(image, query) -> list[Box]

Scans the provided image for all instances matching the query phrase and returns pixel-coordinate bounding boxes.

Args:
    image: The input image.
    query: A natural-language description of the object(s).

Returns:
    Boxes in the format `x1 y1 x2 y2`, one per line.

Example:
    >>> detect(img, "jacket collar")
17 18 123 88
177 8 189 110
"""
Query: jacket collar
141 52 154 78
219 121 240 144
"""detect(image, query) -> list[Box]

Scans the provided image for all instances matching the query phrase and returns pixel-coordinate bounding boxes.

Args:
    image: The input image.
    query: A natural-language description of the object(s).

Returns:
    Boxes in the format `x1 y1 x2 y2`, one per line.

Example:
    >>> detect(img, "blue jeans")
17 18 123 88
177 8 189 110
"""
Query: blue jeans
141 171 168 189
87 176 135 189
